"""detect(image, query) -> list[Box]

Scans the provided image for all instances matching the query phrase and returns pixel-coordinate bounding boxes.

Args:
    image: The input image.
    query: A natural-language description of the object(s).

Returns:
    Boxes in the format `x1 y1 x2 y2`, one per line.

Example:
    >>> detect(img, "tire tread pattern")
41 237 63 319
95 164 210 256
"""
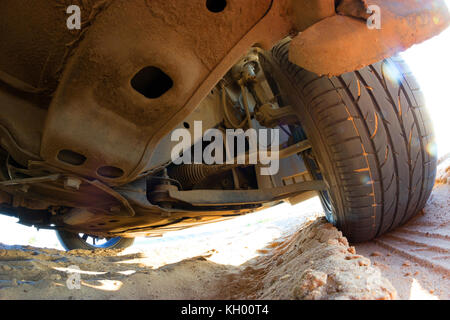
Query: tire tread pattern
269 42 437 242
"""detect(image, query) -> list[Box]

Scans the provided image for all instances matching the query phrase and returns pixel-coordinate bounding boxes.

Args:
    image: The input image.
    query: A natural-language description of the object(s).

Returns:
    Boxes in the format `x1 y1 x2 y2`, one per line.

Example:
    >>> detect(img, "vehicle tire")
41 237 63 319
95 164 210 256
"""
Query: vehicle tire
56 230 135 250
258 39 437 242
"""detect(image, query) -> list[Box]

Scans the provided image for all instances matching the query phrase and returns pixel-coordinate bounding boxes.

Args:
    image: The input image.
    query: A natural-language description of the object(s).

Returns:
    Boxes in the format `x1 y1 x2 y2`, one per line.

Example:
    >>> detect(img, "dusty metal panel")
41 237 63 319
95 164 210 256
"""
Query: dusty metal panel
0 87 46 163
0 0 112 93
40 0 273 184
2 0 448 189
289 0 450 76
289 0 336 31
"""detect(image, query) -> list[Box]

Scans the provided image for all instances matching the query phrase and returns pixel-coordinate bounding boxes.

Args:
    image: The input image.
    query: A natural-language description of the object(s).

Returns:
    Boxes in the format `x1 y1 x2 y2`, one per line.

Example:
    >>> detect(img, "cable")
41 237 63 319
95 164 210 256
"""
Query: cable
221 83 247 129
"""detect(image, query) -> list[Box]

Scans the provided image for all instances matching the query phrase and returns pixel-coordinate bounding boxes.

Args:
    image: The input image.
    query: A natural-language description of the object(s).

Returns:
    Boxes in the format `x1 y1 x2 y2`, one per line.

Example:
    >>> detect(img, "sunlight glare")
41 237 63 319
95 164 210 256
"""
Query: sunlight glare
82 280 123 292
409 278 439 300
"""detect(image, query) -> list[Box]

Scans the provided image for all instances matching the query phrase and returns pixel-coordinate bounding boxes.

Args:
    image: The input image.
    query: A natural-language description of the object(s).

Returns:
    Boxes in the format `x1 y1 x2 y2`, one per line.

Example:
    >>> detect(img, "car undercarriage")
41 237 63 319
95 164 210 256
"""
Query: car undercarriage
0 0 448 249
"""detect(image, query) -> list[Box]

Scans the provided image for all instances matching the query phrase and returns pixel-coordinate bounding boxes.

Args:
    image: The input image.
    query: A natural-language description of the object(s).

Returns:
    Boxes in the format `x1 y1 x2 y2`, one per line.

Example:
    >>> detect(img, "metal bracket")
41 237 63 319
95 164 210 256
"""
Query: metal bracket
167 180 327 206
255 104 298 128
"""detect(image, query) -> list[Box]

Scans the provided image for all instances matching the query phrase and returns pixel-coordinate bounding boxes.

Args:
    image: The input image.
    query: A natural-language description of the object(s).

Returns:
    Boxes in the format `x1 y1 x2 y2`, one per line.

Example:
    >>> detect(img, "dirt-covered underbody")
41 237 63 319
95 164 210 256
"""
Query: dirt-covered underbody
0 0 448 246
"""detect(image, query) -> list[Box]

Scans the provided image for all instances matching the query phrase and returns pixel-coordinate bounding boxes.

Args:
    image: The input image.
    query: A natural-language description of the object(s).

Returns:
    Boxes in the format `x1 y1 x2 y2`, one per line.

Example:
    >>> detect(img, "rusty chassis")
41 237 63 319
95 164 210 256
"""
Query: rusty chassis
0 0 448 238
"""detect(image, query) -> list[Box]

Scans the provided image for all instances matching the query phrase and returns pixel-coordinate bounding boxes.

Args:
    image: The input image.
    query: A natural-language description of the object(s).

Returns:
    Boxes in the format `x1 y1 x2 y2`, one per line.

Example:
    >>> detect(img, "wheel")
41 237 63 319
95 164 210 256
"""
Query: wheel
258 39 437 242
56 230 135 250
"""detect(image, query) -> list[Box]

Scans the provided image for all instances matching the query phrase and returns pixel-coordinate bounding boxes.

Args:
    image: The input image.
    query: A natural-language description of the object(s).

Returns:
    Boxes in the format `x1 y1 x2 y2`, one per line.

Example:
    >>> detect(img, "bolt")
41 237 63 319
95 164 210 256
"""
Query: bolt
64 177 82 190
110 206 121 213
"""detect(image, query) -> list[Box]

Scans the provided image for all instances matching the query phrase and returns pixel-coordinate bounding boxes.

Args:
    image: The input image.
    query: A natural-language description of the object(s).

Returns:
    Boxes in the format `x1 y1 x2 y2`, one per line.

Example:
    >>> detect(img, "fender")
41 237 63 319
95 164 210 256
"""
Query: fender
288 0 450 75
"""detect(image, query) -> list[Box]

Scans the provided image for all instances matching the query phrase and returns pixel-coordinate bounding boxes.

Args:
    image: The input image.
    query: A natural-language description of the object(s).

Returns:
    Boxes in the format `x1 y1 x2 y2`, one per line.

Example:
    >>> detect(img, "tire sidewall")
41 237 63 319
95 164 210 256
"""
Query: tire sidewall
257 48 347 233
56 230 134 251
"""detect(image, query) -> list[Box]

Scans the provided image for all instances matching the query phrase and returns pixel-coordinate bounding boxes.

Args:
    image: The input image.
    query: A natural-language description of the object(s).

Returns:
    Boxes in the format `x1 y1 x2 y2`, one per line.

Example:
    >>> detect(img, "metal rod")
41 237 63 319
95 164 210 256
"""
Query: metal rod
231 139 312 165
168 180 327 206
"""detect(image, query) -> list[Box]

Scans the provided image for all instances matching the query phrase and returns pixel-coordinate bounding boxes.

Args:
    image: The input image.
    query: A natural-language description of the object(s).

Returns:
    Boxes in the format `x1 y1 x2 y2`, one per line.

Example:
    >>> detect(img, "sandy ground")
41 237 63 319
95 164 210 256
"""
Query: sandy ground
0 199 396 300
0 161 448 300
215 218 395 300
0 218 395 300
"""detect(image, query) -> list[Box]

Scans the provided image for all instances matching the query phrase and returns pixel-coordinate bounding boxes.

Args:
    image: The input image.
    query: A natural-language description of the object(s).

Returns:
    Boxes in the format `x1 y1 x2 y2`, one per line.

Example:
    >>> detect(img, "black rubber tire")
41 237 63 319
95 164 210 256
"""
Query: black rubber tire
259 39 437 242
56 230 135 251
